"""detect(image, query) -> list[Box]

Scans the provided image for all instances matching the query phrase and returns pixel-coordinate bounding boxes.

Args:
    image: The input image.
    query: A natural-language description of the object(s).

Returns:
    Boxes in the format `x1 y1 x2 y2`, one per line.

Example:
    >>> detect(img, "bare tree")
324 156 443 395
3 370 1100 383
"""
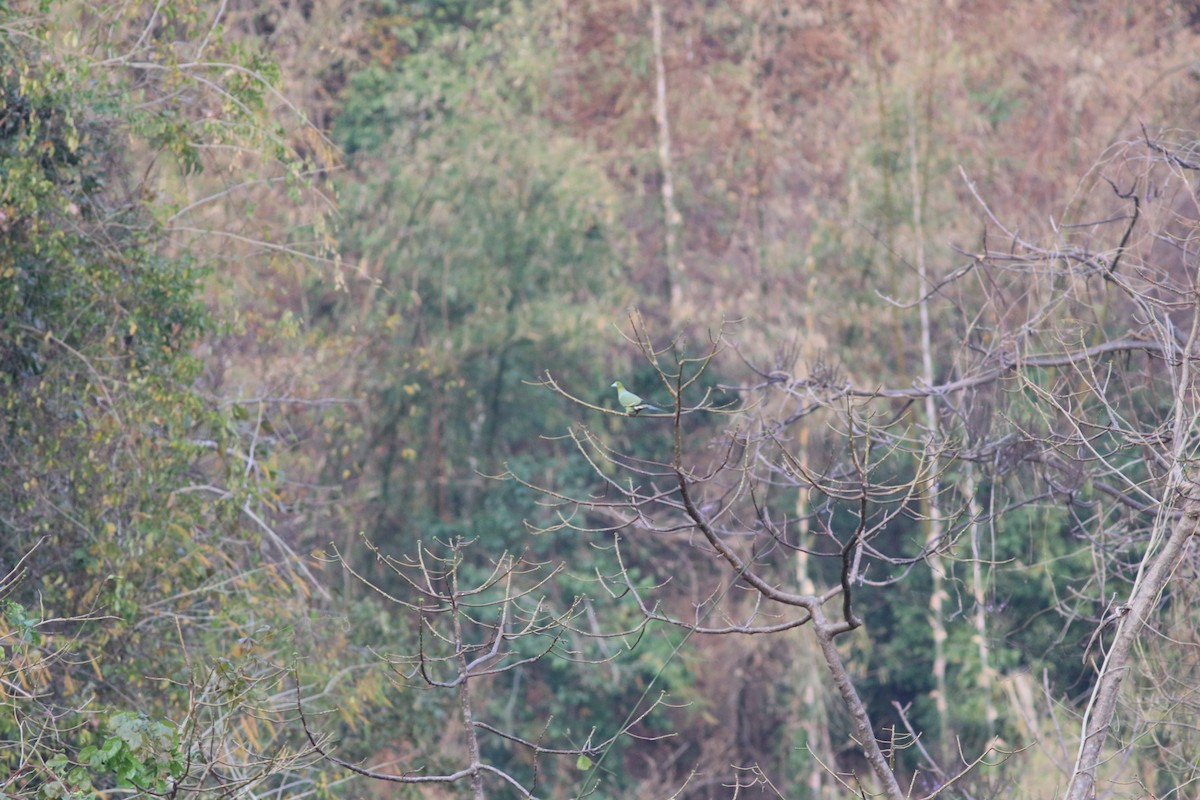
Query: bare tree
298 537 666 799
530 319 936 799
649 0 682 323
292 133 1198 799
516 133 1200 798
952 133 1200 800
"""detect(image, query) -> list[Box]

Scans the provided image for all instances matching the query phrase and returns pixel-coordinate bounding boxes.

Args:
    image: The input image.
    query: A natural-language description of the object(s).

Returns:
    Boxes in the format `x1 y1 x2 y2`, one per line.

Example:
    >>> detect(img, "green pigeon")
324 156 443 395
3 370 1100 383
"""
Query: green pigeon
611 380 666 416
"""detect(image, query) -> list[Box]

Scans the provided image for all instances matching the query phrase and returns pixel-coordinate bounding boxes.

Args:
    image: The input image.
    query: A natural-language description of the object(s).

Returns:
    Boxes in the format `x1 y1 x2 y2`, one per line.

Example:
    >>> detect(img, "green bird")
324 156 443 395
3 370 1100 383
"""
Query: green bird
611 380 666 416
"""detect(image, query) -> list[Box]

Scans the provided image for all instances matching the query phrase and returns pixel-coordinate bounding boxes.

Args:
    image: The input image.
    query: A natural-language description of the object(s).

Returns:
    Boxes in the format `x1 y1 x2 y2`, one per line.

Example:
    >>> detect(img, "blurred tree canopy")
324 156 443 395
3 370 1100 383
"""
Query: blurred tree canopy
4 0 1200 798
329 4 634 555
0 4 389 797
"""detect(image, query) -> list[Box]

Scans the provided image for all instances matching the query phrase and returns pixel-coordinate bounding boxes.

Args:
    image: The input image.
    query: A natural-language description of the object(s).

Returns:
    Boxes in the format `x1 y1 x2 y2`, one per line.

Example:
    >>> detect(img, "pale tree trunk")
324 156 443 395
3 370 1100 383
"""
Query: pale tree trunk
650 0 681 321
790 612 834 799
867 3 906 375
966 468 997 736
1064 490 1200 800
793 287 832 796
788 185 832 793
909 93 950 754
450 570 488 800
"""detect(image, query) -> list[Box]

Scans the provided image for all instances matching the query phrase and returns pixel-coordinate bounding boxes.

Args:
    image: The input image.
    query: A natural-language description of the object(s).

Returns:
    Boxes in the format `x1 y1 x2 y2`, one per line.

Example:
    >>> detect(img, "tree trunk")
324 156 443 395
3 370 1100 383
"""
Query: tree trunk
650 0 681 321
1064 489 1200 800
812 610 906 800
909 90 950 756
966 468 997 736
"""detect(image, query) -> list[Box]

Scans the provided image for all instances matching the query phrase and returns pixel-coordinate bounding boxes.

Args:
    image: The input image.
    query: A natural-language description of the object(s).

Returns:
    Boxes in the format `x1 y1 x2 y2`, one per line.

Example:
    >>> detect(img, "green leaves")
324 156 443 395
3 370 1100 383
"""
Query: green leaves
331 6 629 554
0 7 353 798
44 712 183 796
3 600 40 645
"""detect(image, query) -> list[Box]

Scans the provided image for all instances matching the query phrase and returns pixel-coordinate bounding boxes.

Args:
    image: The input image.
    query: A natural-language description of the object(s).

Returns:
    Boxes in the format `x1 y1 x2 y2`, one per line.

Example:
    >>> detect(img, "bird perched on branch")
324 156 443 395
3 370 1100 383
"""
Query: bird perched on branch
611 380 666 416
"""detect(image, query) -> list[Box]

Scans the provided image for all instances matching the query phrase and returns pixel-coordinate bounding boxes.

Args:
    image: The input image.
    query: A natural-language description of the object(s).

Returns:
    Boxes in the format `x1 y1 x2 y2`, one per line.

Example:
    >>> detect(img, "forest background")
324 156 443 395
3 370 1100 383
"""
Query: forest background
4 1 1200 798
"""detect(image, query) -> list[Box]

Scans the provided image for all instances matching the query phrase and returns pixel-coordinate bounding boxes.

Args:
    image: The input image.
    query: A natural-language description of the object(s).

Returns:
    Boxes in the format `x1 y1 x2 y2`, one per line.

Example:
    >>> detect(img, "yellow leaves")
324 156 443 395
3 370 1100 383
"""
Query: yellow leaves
240 715 263 752
337 694 362 730
402 383 420 396
401 447 417 462
80 580 104 608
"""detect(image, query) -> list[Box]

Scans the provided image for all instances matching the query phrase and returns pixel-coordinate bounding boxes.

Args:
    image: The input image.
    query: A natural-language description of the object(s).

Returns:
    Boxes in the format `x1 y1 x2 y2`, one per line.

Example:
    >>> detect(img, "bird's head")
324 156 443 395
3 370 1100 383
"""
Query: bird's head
611 380 622 389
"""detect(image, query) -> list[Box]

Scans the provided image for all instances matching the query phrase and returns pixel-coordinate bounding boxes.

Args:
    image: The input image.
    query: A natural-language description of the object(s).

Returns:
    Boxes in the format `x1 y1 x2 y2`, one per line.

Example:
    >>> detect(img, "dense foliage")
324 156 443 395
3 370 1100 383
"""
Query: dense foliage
0 6 384 798
4 1 1200 798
